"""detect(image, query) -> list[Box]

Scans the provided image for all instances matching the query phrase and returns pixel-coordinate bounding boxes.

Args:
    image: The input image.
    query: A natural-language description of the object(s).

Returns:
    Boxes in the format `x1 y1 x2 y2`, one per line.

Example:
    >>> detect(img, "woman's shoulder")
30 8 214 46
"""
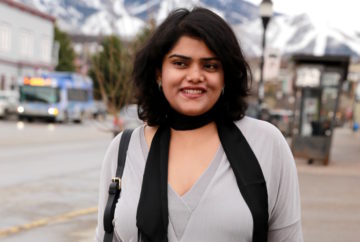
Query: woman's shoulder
235 116 284 142
233 116 293 175
106 125 145 160
113 124 145 141
101 125 145 174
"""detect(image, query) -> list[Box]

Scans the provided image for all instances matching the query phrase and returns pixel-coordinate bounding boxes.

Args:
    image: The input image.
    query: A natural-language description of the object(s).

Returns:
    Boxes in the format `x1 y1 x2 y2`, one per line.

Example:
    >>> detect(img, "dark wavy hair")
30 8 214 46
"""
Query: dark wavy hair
132 7 252 126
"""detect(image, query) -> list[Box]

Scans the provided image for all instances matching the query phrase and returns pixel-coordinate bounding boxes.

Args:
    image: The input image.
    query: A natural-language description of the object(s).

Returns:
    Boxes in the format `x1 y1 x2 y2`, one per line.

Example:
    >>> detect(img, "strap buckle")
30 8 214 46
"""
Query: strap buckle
111 177 122 190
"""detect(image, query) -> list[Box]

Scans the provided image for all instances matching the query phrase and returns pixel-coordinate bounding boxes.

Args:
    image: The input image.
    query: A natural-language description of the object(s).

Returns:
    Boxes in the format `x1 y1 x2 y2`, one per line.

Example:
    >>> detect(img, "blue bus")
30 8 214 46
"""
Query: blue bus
17 72 95 122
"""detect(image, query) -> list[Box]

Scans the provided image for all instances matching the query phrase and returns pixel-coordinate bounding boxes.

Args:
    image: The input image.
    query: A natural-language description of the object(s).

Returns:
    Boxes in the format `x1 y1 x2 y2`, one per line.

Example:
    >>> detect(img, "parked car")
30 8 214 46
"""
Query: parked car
268 109 294 137
245 102 271 121
91 100 107 120
0 91 18 119
245 102 259 118
113 104 143 136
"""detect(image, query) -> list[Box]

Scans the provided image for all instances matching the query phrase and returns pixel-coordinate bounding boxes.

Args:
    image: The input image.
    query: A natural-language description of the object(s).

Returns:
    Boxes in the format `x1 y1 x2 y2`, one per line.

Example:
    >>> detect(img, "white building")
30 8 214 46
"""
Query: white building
0 0 55 91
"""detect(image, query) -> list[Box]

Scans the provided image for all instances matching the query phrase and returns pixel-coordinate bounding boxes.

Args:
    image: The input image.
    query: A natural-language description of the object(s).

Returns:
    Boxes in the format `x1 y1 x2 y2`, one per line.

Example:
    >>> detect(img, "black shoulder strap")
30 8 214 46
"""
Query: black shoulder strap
217 121 268 242
103 129 134 242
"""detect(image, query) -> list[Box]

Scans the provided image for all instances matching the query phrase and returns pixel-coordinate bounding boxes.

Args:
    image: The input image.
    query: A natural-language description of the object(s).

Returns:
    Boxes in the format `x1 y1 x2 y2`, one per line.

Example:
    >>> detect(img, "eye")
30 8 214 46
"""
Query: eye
204 62 220 72
172 60 187 68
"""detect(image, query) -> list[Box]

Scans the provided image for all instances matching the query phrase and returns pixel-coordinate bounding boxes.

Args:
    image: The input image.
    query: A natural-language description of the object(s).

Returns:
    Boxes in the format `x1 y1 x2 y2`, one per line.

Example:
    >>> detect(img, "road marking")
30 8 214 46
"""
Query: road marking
0 206 98 238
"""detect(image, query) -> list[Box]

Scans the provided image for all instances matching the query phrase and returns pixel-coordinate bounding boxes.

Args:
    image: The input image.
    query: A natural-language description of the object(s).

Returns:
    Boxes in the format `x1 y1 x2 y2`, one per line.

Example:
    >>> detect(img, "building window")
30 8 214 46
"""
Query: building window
11 76 16 90
41 35 51 62
20 29 34 57
0 22 11 52
0 75 5 90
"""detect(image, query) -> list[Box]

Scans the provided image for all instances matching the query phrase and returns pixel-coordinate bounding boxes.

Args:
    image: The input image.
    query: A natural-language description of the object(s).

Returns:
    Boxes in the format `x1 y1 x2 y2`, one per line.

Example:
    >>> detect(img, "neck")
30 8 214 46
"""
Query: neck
170 121 218 148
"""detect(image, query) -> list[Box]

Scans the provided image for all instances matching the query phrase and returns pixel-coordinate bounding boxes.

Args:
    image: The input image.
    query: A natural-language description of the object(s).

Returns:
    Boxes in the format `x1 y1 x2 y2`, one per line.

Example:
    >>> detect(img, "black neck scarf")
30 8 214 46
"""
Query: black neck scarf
166 102 220 130
136 102 268 242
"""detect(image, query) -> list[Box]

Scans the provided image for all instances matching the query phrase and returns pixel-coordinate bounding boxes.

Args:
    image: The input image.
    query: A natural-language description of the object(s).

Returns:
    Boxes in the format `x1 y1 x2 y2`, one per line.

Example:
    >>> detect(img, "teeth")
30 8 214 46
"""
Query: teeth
183 89 203 94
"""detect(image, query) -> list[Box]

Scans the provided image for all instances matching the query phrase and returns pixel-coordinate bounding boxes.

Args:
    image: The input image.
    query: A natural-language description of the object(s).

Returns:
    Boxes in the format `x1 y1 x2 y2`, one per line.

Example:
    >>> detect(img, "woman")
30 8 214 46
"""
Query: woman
96 7 303 242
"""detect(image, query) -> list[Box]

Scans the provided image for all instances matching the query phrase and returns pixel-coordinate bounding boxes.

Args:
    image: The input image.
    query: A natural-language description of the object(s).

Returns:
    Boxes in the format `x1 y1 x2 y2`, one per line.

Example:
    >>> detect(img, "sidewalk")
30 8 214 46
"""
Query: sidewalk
295 127 360 242
296 127 360 175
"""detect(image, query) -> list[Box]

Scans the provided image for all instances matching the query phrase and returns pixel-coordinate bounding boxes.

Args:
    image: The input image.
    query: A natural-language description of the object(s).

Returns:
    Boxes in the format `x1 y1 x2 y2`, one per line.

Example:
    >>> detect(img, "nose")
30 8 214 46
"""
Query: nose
186 64 204 82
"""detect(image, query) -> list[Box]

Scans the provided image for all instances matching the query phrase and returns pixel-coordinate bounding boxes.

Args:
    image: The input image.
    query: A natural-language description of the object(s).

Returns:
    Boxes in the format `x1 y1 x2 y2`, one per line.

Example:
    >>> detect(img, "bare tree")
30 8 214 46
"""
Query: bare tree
90 35 133 118
89 25 154 134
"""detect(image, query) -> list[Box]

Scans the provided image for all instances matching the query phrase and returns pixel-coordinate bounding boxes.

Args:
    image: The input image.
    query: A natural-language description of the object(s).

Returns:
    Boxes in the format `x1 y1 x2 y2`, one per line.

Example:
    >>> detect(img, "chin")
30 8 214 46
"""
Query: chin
178 108 209 116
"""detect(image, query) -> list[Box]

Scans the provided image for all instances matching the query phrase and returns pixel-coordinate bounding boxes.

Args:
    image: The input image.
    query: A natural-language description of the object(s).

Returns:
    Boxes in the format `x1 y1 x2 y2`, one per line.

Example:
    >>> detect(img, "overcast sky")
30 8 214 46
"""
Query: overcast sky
245 0 359 31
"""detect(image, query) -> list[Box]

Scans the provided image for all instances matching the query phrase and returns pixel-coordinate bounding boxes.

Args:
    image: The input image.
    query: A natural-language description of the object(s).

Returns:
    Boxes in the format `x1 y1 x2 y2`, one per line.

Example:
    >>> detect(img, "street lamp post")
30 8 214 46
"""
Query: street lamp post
258 0 273 118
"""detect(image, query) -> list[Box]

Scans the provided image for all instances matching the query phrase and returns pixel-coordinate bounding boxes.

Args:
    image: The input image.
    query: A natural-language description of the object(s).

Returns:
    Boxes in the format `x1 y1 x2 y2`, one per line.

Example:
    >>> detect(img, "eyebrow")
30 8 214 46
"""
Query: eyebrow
168 54 220 61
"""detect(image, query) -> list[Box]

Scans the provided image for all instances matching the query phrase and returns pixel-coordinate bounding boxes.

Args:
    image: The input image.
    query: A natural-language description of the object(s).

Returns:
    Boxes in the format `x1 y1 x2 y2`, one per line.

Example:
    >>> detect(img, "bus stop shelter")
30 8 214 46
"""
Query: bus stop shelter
290 55 350 165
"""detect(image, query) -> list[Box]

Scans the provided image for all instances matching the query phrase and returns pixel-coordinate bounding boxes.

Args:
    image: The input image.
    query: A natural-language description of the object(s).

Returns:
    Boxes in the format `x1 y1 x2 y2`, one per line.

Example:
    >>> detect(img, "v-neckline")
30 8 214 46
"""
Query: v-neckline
140 126 222 200
140 126 224 240
167 145 222 202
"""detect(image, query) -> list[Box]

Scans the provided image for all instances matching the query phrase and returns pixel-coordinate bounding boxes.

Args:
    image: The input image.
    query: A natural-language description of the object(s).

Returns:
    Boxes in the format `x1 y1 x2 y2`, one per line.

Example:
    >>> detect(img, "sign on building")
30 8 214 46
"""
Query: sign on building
264 48 281 81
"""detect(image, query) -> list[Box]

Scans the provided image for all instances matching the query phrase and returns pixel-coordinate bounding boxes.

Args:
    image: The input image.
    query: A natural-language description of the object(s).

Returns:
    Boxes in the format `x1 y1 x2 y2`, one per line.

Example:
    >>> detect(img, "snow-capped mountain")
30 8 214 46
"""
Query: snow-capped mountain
16 0 360 57
234 12 360 57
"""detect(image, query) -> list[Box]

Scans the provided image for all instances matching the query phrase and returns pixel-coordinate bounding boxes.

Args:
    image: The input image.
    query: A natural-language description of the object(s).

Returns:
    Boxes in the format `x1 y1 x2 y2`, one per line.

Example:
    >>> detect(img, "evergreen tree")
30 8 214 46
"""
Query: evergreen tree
54 25 76 72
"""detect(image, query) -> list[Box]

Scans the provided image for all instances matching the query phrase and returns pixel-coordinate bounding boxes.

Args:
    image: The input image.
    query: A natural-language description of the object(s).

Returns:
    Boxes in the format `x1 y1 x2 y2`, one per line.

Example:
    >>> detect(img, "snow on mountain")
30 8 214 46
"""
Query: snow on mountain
81 11 113 35
235 12 360 57
15 0 360 57
78 0 145 38
75 0 103 9
126 0 158 16
114 14 144 39
156 0 203 23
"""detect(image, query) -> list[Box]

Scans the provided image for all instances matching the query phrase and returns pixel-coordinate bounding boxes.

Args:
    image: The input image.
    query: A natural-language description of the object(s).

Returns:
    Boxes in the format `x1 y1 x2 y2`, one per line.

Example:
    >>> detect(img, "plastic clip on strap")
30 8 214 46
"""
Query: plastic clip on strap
103 129 134 242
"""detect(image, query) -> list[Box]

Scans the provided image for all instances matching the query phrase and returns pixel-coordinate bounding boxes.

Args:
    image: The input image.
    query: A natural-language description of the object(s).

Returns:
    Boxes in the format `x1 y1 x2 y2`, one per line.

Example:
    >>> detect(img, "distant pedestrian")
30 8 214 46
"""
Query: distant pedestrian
353 122 359 132
96 7 303 242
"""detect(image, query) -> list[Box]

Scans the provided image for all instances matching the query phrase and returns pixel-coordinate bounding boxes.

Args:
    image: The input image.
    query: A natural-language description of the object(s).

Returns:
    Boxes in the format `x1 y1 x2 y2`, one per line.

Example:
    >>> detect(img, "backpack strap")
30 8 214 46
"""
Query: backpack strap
217 121 268 242
103 129 134 242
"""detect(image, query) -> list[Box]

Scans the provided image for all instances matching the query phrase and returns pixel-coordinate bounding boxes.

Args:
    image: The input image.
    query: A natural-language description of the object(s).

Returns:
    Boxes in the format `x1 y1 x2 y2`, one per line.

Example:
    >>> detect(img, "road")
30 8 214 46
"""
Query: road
0 120 112 242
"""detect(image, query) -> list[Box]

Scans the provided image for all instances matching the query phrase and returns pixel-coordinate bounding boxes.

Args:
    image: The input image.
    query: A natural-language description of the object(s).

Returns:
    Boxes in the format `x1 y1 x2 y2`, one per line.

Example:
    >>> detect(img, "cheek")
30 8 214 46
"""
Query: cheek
161 71 182 91
162 84 173 102
209 75 224 91
161 78 177 95
160 76 178 102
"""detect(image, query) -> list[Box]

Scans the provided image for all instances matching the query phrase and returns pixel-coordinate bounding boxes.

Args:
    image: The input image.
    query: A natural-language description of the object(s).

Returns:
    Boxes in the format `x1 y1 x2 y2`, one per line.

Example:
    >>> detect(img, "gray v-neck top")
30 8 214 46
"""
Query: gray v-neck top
95 117 303 242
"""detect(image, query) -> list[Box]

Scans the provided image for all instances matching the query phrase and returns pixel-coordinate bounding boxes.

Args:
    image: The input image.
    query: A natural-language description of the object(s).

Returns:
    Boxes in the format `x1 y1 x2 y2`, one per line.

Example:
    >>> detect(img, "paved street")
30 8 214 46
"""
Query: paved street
0 120 359 242
0 119 112 242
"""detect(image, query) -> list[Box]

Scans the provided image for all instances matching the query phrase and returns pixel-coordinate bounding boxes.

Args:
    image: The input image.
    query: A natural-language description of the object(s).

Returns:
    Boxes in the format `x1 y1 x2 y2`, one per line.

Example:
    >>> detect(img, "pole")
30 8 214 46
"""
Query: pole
258 17 270 119
258 28 266 108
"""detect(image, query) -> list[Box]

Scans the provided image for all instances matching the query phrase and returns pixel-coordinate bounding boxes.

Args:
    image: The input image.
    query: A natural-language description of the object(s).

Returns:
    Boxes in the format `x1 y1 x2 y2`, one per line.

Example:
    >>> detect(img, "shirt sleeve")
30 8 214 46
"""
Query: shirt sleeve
95 134 122 242
267 130 303 242
268 220 303 242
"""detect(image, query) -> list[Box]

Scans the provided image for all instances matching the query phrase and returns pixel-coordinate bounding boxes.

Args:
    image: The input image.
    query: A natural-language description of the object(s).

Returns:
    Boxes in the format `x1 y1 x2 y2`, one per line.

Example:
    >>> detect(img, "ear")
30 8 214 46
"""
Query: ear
156 70 162 83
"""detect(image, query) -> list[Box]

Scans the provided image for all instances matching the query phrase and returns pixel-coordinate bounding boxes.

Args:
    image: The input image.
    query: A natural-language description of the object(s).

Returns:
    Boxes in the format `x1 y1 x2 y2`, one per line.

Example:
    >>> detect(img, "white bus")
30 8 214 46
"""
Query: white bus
17 72 95 122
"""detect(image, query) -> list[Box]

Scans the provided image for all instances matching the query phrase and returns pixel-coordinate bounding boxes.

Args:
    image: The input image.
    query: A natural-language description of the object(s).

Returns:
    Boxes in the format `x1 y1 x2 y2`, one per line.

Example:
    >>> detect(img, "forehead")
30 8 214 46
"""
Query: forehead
166 35 217 58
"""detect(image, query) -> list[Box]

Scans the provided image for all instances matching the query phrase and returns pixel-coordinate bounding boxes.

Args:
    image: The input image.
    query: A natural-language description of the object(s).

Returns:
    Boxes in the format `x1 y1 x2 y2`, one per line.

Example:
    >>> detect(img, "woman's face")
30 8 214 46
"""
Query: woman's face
159 36 224 116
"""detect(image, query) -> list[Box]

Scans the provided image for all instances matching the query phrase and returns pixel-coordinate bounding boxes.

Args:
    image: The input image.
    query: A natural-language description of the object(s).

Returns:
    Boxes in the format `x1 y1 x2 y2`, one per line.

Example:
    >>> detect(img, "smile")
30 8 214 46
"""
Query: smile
182 89 204 94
